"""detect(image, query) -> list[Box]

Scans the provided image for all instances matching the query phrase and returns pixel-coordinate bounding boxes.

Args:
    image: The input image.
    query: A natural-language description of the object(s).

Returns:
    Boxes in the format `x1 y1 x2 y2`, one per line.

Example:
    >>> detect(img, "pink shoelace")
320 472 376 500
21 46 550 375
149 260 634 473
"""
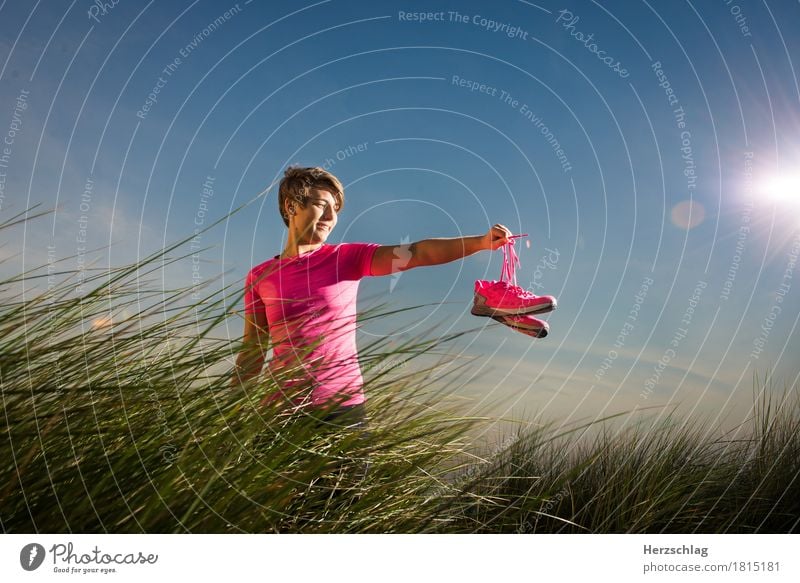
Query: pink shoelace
500 239 521 287
500 234 536 299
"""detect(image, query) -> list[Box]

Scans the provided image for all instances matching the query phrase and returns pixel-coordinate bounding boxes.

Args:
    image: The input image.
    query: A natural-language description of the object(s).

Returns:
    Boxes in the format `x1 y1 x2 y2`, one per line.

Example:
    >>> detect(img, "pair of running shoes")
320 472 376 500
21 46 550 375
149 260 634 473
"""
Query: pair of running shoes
472 280 556 337
471 235 557 338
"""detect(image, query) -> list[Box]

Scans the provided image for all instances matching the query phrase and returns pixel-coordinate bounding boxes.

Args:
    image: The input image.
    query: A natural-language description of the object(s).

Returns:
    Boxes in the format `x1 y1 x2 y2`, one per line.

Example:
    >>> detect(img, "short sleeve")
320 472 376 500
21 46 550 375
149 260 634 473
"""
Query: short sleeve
244 268 266 315
337 242 381 279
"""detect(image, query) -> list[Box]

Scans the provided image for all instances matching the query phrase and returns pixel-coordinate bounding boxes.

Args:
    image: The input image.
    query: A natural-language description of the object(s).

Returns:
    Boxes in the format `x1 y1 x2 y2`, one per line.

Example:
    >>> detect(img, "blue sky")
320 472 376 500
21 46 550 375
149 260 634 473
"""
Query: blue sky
1 0 798 435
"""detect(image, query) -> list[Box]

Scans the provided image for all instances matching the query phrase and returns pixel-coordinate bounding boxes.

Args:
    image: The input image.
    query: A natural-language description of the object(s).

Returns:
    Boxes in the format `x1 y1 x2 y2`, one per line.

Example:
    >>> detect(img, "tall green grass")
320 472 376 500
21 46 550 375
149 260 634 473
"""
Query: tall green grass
1 211 797 533
433 381 800 533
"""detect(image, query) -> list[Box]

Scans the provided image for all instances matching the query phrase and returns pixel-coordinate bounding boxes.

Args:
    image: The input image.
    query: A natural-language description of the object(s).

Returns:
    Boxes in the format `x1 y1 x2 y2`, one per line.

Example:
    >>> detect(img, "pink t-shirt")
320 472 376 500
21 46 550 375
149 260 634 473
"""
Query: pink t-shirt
244 242 381 408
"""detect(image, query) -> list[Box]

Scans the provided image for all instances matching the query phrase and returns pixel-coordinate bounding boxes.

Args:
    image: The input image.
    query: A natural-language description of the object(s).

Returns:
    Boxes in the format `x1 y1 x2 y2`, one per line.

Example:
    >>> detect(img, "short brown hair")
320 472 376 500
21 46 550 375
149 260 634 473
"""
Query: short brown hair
278 166 344 227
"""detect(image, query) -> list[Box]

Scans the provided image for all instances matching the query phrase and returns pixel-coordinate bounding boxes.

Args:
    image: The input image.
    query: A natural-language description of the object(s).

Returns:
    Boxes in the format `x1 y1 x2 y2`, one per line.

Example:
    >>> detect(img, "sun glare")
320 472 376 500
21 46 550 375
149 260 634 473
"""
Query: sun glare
762 173 800 204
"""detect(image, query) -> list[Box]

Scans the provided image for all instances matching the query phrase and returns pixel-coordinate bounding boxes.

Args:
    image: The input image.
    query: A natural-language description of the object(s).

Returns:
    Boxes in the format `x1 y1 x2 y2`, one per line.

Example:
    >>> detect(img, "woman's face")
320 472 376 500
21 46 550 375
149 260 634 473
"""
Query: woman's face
290 188 338 243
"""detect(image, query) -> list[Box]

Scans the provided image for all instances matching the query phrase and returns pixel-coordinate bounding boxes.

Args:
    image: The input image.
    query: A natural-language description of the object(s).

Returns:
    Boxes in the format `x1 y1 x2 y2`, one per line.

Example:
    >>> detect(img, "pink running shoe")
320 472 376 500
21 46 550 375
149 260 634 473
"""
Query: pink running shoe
472 235 558 317
472 280 557 316
493 313 549 338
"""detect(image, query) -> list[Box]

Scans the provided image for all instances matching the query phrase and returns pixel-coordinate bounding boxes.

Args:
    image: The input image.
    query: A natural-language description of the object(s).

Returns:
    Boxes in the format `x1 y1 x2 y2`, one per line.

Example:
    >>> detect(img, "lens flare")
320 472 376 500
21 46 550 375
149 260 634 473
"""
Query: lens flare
762 174 800 204
670 200 705 230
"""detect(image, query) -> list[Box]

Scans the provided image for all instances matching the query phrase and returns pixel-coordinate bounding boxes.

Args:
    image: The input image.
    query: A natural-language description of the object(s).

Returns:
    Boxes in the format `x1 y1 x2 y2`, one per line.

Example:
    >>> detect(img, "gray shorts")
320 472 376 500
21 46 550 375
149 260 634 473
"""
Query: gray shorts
321 402 368 430
318 402 372 483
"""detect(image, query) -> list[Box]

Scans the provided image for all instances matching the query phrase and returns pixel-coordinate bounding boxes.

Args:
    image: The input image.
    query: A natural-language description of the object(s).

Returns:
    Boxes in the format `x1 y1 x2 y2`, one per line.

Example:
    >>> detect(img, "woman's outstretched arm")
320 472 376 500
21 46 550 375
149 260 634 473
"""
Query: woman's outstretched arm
370 224 513 276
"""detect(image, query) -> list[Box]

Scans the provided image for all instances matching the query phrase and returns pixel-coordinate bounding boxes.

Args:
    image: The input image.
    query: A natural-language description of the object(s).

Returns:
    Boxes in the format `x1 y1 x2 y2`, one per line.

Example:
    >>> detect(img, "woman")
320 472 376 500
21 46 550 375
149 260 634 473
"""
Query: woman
232 165 517 427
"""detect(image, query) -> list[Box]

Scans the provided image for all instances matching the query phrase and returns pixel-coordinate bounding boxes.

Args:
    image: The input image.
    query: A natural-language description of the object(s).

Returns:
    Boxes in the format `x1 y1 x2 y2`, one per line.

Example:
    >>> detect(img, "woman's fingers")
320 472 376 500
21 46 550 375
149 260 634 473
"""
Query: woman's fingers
493 224 511 246
485 224 514 250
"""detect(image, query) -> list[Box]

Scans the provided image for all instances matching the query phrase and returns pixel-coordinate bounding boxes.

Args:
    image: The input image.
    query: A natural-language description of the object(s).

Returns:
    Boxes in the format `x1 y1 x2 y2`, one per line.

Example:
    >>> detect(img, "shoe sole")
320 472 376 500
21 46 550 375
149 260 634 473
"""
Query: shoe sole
471 296 557 317
492 316 549 338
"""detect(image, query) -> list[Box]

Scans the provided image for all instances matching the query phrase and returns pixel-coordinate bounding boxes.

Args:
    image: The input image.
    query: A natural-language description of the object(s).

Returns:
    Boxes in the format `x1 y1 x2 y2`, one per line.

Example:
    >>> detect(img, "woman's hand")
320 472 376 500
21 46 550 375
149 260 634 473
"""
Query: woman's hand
482 224 513 251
